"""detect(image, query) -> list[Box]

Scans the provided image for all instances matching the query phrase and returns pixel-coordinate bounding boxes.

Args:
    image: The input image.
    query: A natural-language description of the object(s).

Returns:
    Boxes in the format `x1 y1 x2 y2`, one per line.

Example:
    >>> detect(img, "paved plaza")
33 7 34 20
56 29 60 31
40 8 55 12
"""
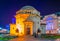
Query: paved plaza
9 35 60 41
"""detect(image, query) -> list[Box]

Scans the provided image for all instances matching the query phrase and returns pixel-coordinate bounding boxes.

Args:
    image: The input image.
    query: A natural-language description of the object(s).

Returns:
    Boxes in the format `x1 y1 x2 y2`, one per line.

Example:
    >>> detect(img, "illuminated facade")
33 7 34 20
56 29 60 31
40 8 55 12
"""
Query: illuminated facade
57 17 60 34
10 6 41 36
41 14 58 34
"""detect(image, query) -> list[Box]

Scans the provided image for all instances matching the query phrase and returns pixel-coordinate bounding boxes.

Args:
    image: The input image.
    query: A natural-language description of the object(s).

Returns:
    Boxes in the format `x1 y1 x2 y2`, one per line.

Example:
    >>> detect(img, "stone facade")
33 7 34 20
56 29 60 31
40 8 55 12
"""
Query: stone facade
41 14 59 34
10 6 41 36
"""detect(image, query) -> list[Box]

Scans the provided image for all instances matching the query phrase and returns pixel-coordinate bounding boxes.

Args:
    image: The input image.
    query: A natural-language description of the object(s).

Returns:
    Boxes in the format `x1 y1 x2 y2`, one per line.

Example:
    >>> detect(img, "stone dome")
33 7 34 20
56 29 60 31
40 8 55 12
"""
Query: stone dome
16 6 40 15
20 6 36 10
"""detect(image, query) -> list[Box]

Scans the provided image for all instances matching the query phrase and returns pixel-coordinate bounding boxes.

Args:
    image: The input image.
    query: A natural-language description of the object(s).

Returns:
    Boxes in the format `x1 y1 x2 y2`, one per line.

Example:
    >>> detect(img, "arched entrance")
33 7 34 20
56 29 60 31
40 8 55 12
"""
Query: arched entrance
26 27 30 35
24 21 33 35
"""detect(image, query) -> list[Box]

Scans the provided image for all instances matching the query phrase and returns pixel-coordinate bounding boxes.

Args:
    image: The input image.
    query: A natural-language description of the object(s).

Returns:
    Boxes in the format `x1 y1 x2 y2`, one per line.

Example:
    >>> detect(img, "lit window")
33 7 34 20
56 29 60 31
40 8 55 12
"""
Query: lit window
46 22 53 30
46 16 53 21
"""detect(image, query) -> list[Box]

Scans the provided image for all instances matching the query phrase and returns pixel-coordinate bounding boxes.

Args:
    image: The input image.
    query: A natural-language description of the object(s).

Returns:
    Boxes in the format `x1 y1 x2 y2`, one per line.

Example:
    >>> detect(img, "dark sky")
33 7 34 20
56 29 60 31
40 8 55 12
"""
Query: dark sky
0 0 60 26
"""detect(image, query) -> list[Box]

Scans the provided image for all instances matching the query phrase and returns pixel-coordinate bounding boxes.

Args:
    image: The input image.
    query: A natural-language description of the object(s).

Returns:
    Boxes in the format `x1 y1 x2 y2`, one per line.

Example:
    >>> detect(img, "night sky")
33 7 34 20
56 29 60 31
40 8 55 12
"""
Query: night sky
0 0 60 26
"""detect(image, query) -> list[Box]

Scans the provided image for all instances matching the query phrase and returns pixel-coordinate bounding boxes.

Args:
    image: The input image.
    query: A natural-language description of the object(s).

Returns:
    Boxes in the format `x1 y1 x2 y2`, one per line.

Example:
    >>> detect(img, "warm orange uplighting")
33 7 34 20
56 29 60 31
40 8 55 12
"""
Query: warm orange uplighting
10 13 31 36
10 6 39 36
16 24 22 35
15 14 30 36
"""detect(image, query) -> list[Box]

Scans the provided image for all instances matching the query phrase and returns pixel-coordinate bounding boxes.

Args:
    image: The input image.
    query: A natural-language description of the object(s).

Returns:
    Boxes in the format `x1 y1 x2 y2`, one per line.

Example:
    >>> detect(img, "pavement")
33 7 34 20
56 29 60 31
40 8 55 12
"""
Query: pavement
9 35 60 41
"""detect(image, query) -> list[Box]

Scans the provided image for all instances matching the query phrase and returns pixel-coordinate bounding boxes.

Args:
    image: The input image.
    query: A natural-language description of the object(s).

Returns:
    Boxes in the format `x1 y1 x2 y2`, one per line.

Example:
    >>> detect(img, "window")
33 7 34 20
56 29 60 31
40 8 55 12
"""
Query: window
13 27 14 29
46 22 53 30
46 16 53 21
16 29 19 33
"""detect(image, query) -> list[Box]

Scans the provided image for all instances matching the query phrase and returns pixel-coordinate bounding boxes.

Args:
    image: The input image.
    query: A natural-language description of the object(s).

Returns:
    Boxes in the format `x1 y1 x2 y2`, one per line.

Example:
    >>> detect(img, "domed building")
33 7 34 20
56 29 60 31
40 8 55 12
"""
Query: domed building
10 6 41 36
